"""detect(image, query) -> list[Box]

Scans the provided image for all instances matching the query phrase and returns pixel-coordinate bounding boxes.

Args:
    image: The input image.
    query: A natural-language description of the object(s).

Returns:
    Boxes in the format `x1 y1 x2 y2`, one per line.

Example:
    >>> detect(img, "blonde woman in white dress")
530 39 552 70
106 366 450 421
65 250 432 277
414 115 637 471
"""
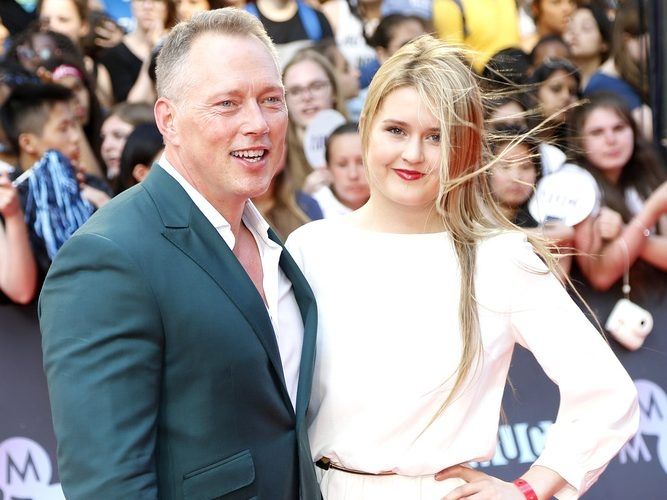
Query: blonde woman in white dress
286 36 639 500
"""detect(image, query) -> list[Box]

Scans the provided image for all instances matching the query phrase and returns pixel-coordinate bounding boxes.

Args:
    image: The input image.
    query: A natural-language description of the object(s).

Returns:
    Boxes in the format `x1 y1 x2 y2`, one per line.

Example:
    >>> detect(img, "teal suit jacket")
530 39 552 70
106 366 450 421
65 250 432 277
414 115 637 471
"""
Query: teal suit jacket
40 166 320 499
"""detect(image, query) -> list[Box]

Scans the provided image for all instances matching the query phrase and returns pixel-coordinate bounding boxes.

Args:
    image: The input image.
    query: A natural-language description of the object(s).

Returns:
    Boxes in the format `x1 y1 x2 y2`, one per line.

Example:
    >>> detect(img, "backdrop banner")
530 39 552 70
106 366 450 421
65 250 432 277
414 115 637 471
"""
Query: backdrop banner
1 279 666 498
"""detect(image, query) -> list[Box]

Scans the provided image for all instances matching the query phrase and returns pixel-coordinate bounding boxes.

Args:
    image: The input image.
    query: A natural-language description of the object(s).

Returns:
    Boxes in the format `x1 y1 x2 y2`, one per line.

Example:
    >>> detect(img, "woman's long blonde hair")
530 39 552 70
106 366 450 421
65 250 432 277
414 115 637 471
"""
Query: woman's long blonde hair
360 35 551 420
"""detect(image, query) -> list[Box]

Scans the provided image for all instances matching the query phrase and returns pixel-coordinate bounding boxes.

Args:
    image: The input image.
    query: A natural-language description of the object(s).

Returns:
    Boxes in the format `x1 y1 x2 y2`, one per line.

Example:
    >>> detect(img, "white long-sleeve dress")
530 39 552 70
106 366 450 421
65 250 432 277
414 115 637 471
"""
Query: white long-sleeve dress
285 218 639 499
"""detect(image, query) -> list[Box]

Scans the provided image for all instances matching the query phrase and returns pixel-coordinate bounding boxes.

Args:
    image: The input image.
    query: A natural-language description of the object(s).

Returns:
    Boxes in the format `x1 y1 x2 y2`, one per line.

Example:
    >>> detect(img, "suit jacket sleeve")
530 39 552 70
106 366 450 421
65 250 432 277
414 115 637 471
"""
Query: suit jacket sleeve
40 232 163 499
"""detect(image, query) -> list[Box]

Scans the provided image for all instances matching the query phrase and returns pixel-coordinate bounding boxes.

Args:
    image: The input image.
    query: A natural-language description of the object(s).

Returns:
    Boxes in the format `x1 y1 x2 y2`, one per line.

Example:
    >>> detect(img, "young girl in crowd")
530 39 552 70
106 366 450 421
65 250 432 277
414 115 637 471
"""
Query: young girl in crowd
489 129 574 277
282 49 348 191
563 3 611 90
286 35 637 499
361 13 427 88
100 102 155 180
571 92 667 293
312 122 369 218
528 57 579 157
584 0 652 139
523 0 576 52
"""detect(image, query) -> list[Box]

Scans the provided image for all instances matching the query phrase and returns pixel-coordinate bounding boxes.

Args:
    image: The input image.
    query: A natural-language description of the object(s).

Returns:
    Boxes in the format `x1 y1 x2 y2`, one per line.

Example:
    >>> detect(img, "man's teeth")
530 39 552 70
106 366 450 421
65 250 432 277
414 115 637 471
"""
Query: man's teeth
231 150 265 161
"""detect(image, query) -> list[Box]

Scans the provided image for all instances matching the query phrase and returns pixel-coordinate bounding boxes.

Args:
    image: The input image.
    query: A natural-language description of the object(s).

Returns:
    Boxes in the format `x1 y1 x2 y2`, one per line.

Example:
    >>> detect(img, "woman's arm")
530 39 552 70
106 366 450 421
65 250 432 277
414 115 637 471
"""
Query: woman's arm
0 173 37 304
438 463 566 499
639 235 667 270
438 233 638 499
573 184 667 291
525 221 575 279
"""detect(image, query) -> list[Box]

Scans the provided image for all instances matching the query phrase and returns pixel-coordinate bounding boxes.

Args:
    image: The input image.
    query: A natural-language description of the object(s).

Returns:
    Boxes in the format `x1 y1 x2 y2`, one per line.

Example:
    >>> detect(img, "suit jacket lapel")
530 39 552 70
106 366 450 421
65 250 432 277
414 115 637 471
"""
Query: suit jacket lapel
268 229 317 423
143 167 293 413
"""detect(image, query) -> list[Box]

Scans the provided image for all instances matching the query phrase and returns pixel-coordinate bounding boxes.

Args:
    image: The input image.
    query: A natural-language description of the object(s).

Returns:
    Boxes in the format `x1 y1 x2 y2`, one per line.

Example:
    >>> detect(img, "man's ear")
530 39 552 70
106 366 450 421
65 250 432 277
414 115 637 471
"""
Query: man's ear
155 97 180 147
18 132 41 157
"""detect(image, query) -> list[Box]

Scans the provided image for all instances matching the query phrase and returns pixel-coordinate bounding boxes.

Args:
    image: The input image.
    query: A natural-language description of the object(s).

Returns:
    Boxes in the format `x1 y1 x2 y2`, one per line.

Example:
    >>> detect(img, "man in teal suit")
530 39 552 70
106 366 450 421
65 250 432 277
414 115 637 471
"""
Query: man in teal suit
39 9 320 499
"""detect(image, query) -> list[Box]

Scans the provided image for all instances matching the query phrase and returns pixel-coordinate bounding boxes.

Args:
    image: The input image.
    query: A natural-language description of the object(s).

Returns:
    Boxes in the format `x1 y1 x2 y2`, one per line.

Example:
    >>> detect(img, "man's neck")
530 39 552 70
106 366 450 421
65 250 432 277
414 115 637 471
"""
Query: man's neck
164 152 247 238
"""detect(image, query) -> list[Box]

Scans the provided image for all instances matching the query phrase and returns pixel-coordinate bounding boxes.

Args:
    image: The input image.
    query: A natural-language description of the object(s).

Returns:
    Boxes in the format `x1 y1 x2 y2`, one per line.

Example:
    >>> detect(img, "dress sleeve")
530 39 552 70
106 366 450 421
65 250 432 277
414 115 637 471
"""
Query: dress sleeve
505 233 639 499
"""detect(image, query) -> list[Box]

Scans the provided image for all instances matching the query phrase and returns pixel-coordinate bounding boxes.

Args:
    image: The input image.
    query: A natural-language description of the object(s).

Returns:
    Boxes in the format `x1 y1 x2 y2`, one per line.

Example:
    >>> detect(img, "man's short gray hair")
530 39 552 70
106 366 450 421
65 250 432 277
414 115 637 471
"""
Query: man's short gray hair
156 8 280 100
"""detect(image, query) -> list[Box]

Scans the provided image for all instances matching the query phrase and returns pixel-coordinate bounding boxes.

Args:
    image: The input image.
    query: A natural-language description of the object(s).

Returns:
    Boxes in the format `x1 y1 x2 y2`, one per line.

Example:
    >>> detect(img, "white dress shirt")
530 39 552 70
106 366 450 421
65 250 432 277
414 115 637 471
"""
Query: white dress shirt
160 157 304 408
286 217 639 499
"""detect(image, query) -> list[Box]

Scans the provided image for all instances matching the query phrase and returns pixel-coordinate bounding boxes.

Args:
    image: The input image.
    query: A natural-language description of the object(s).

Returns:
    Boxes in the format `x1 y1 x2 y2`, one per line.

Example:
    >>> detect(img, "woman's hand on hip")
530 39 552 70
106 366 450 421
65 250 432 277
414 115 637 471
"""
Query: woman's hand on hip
436 464 524 500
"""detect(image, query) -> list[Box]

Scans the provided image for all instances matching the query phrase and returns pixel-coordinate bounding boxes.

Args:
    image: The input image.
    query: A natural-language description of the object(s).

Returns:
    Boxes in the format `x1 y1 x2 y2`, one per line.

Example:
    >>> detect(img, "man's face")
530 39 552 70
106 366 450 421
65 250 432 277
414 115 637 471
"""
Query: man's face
166 33 288 208
31 101 81 165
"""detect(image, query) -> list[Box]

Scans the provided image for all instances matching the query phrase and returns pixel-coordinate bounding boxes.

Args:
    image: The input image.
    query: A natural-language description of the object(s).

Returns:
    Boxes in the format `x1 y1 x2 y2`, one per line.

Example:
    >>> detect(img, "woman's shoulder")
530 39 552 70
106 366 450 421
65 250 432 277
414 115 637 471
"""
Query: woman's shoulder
478 230 545 266
286 218 342 250
476 231 552 290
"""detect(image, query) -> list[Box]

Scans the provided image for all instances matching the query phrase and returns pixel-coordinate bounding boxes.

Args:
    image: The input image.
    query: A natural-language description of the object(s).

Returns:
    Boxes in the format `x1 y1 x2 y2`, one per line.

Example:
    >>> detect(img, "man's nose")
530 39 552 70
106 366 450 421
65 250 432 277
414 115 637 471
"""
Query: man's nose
242 101 270 135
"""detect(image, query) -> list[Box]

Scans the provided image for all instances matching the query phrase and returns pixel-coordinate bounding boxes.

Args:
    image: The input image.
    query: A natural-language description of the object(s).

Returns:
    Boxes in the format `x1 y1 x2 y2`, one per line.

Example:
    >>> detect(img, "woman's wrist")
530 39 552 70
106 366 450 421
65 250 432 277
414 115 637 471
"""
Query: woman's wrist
629 218 651 238
513 478 538 500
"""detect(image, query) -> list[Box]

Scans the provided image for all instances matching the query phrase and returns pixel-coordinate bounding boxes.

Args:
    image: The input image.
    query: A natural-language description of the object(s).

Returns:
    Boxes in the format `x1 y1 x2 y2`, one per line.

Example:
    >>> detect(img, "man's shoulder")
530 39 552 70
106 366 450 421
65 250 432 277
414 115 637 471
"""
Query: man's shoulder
75 184 161 243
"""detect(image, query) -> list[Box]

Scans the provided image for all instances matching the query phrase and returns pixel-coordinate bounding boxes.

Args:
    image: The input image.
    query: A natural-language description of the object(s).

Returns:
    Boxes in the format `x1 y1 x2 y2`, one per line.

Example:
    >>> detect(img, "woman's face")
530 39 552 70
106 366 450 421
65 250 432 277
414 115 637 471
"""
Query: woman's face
378 19 426 63
490 142 537 208
531 40 570 67
176 0 209 22
132 0 169 33
489 100 527 128
284 59 335 130
564 9 606 60
101 115 135 178
365 86 441 211
327 132 369 210
39 0 87 45
535 0 576 35
536 69 577 123
625 32 649 65
581 107 634 182
55 72 90 126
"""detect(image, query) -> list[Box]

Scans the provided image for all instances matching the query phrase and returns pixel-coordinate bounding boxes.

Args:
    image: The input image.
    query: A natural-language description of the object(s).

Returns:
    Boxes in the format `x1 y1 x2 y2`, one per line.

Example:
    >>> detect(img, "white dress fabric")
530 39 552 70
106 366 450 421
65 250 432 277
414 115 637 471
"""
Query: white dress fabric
285 218 639 499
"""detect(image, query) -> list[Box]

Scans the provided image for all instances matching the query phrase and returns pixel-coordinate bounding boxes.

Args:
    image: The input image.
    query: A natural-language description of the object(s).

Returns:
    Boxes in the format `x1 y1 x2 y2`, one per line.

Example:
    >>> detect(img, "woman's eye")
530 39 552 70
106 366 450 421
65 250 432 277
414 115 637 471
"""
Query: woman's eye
427 134 441 143
387 127 403 135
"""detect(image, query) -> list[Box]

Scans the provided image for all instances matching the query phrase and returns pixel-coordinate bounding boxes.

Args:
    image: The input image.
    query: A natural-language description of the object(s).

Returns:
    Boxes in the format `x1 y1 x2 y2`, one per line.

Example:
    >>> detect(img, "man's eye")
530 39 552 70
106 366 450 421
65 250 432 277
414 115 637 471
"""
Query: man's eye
264 96 283 105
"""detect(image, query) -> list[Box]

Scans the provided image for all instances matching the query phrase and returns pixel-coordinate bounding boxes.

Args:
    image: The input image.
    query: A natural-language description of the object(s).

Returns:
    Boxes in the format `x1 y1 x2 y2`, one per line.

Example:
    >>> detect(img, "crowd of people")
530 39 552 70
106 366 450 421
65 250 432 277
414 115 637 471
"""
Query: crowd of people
0 0 662 326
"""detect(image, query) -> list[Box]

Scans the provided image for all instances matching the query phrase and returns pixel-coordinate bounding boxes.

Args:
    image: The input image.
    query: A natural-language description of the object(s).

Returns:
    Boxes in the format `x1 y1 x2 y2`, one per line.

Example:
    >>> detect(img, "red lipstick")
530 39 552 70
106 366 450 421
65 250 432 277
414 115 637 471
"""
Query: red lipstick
394 169 425 181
